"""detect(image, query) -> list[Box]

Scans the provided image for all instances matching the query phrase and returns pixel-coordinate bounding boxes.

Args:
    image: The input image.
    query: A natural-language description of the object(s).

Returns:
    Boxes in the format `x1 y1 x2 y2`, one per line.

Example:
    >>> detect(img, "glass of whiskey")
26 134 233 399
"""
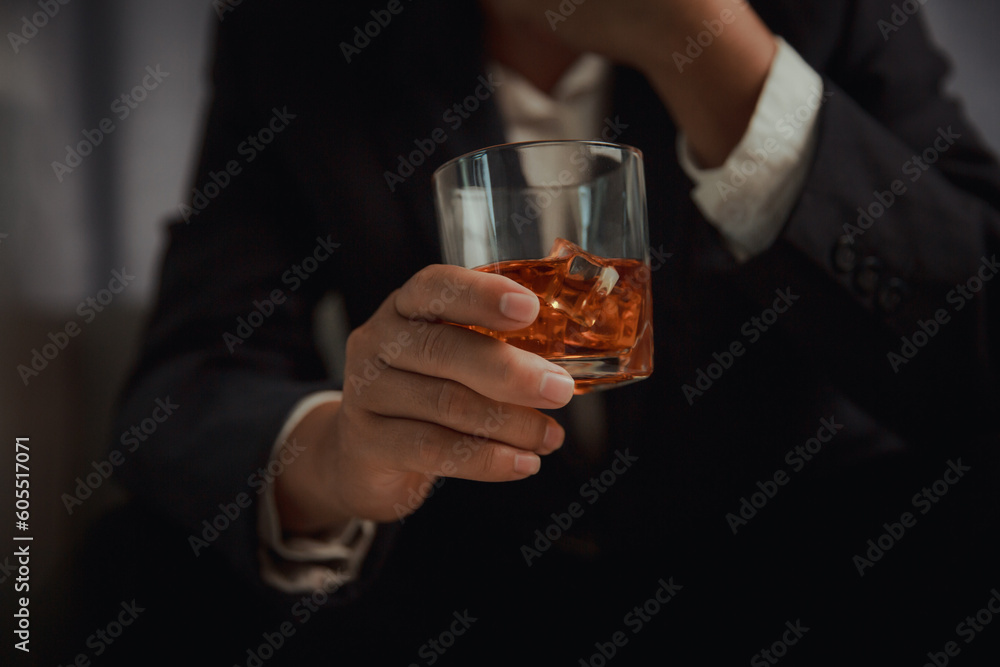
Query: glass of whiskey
433 141 652 393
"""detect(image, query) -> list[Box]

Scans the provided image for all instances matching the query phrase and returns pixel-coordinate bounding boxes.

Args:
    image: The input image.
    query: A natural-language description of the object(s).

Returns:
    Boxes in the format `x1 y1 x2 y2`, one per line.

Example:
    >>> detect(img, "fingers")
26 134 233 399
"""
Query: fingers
346 264 576 409
393 264 540 331
336 263 578 491
353 317 575 409
354 367 565 454
364 413 547 483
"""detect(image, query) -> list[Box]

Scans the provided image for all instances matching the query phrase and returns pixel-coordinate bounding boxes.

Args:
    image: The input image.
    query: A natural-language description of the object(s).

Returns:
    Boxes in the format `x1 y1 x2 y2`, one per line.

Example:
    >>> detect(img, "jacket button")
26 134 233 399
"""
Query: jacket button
833 236 858 273
877 277 907 313
854 257 884 295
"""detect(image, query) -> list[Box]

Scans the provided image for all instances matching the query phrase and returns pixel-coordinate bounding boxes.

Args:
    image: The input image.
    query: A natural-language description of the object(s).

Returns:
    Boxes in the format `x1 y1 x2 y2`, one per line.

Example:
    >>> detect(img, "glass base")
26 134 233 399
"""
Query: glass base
551 356 652 394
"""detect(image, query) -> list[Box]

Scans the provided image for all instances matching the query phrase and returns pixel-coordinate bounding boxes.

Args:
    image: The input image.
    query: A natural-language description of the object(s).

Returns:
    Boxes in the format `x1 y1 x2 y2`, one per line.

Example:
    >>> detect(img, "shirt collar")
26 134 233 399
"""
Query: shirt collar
490 53 612 132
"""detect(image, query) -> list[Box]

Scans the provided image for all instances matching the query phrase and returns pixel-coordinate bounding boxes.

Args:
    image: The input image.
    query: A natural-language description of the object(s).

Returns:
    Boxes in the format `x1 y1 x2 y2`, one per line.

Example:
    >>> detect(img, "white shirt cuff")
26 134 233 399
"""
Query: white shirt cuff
257 389 378 593
677 36 824 262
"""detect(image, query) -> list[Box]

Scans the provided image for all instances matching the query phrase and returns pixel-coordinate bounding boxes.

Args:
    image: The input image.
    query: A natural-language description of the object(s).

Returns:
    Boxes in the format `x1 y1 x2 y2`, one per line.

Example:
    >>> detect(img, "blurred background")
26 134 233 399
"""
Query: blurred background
0 0 997 662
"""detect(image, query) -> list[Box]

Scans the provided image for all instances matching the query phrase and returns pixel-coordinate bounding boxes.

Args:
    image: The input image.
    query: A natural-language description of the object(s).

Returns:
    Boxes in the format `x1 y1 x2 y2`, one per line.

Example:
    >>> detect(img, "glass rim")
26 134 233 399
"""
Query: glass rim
432 139 644 179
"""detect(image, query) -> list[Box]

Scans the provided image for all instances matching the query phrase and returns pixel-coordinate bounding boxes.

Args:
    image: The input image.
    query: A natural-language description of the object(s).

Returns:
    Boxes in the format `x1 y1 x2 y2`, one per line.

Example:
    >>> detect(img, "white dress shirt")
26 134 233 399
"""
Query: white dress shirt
258 36 824 592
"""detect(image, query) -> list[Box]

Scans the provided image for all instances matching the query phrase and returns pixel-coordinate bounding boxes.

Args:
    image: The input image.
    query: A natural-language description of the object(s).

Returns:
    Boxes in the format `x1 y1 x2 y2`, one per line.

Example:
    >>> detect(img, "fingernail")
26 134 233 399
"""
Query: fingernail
539 372 575 404
514 453 541 475
543 423 565 450
499 292 539 323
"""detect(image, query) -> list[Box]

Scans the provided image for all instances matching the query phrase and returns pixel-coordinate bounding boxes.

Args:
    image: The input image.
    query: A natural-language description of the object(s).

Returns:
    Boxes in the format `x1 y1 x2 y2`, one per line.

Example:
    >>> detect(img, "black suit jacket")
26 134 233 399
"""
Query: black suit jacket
84 0 999 664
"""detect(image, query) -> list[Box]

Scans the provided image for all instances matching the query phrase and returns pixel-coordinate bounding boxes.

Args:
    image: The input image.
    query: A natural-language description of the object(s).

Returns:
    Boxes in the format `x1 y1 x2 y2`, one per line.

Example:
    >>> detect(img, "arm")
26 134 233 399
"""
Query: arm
484 0 777 166
735 0 1000 441
112 10 355 587
489 0 999 440
114 4 574 597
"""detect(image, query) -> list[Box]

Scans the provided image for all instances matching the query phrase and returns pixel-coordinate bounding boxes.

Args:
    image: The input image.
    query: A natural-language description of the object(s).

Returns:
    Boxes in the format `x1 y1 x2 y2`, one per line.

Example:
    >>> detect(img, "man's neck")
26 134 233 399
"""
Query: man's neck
483 14 581 95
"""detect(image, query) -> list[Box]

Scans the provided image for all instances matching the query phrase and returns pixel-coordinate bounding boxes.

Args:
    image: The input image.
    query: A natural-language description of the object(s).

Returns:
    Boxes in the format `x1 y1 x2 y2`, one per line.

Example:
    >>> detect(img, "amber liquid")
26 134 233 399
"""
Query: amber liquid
467 258 653 393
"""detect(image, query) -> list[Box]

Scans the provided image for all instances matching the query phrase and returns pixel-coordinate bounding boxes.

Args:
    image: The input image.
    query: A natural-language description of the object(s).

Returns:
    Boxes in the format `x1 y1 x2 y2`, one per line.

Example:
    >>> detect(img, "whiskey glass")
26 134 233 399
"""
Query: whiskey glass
433 140 653 393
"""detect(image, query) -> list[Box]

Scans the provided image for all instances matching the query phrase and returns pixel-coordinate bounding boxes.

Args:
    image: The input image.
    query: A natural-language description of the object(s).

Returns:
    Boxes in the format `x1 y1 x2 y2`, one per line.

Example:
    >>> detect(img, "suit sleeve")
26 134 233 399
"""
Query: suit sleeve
733 0 1000 444
112 9 397 601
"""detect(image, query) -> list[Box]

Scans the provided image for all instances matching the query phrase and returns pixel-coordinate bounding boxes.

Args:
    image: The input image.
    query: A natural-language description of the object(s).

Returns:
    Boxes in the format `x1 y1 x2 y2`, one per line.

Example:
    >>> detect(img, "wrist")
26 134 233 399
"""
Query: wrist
274 399 355 535
633 1 777 167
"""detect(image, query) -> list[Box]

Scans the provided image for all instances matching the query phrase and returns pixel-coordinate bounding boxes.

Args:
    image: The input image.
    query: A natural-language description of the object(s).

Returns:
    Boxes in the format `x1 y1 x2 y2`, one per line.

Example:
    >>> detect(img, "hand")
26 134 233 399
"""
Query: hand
274 264 576 531
481 0 778 167
480 0 672 69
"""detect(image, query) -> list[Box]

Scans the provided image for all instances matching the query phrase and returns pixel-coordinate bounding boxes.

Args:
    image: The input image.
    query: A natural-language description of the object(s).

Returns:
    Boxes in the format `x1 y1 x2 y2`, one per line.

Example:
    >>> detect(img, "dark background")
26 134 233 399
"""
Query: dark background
0 0 998 664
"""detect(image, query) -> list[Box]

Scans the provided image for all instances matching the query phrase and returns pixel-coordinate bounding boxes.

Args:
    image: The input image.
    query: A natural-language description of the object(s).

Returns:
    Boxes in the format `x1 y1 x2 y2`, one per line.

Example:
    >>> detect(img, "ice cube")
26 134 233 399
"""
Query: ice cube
549 239 620 293
568 255 619 296
548 237 581 260
544 238 620 328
